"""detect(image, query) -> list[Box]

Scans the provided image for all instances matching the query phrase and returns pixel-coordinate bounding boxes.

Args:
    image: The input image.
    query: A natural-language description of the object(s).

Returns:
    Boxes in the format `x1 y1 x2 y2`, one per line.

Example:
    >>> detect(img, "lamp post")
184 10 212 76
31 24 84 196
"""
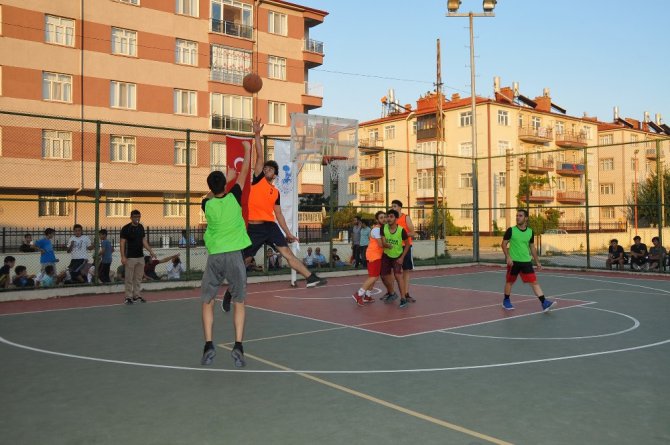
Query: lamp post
634 149 639 234
447 0 496 262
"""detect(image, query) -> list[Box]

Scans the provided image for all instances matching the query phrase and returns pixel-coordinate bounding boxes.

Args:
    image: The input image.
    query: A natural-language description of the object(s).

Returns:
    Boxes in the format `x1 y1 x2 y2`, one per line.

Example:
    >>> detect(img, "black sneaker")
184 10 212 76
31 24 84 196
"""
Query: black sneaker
406 294 417 303
201 346 216 366
231 347 246 368
124 297 134 305
221 290 232 313
132 296 146 303
306 274 327 288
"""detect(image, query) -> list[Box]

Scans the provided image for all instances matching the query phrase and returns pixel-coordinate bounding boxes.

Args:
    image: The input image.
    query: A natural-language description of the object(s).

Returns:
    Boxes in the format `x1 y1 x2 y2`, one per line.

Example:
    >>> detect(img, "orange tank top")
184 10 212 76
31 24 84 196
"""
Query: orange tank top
366 224 384 262
397 213 413 245
248 176 278 221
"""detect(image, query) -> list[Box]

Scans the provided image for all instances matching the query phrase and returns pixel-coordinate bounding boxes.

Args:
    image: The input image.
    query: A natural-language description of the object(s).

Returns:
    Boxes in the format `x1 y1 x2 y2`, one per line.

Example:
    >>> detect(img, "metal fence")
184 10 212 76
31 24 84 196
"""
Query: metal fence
1 109 670 291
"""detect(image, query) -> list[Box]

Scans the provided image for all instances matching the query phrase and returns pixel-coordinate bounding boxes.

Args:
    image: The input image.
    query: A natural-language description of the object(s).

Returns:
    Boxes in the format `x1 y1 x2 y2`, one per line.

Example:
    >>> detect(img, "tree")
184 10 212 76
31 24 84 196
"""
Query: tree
517 175 549 207
298 194 328 212
528 208 561 234
628 169 670 227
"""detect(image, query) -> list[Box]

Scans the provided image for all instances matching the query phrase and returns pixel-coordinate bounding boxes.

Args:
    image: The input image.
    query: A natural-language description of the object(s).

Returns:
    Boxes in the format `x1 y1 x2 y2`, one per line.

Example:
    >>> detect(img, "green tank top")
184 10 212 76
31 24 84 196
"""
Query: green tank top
203 194 251 255
509 226 533 262
383 224 404 258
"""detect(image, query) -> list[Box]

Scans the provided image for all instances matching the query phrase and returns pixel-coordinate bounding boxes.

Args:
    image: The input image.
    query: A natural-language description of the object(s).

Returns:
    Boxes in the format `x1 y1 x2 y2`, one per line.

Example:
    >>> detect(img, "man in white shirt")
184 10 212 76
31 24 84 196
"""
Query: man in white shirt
303 247 317 268
166 255 186 280
67 224 93 282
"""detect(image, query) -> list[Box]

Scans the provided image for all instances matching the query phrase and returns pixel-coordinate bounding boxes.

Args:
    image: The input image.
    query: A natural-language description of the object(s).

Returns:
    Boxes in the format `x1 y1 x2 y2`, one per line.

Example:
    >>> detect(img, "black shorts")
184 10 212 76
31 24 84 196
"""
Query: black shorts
243 222 288 258
506 262 536 283
402 246 414 270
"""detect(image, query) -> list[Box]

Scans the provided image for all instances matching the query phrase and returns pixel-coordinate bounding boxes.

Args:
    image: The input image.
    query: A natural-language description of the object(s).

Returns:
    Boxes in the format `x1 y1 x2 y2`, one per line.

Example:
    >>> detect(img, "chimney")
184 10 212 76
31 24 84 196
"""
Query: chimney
625 118 641 129
613 106 619 121
496 86 514 104
493 76 500 93
451 93 461 101
534 95 551 113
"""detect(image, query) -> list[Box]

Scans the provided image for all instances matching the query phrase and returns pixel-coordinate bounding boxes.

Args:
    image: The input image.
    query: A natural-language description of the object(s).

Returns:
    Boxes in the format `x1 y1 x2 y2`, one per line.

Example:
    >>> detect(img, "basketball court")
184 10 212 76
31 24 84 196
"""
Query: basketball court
2 265 669 444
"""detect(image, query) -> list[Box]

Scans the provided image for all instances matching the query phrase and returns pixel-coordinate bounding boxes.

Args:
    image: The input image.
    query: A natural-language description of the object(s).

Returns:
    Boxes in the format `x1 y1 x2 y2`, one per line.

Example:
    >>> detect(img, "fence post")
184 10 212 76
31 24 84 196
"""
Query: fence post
185 129 191 276
385 149 390 210
584 146 591 269
657 140 663 243
93 121 101 284
2 227 5 253
433 152 438 265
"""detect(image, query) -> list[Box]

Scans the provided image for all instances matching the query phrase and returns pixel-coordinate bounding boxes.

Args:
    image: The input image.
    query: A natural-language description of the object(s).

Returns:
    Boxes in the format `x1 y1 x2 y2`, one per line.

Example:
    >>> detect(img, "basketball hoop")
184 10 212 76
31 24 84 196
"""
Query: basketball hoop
322 155 354 183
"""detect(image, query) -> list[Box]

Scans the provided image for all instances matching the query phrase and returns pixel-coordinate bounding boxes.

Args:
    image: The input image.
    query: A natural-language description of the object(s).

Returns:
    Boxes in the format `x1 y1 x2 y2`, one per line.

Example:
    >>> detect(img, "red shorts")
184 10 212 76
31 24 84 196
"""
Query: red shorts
506 262 537 283
367 259 381 277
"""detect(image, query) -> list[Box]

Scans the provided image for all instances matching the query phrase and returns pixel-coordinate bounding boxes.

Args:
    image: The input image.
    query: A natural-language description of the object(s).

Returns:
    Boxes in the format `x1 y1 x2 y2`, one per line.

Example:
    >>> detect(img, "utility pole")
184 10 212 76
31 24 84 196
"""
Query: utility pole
435 39 448 252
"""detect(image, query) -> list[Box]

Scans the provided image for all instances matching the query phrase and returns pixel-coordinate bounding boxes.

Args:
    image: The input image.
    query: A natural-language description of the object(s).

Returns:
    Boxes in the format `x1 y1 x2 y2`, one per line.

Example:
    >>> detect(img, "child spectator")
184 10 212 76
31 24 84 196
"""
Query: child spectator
98 229 114 283
20 234 38 252
1 256 16 288
166 256 186 280
36 265 66 287
67 224 93 281
331 248 346 267
13 265 36 288
144 254 179 280
267 247 282 270
35 228 58 272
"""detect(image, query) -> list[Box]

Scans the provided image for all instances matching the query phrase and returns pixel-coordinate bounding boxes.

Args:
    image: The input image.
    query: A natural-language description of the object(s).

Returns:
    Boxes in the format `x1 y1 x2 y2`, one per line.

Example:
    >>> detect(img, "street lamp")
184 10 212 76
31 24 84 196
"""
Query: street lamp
447 0 496 262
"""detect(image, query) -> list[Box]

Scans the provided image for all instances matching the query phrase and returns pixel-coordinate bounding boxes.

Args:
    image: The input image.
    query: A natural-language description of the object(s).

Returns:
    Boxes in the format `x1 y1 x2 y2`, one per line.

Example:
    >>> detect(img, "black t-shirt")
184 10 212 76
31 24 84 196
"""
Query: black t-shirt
608 245 624 258
0 264 10 286
252 173 281 206
631 243 647 255
120 223 146 258
201 184 243 211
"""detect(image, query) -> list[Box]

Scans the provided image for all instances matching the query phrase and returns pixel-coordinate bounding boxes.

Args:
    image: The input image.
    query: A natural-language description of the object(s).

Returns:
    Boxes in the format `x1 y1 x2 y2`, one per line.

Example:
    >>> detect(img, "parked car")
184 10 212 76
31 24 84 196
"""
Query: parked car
543 229 568 234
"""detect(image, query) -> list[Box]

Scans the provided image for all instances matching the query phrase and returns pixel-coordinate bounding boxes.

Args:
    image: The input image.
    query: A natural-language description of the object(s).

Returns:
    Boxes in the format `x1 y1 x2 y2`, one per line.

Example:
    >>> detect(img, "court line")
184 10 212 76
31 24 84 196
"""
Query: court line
274 287 383 300
548 274 670 294
218 326 348 346
219 345 514 445
440 306 640 340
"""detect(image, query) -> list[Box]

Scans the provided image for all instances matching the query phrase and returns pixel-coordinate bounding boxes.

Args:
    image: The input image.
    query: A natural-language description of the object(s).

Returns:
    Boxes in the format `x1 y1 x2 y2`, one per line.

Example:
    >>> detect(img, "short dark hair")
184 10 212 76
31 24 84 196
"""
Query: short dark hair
44 228 55 236
633 235 641 241
375 211 385 219
610 239 618 244
14 265 26 275
517 209 529 217
354 215 361 222
24 233 32 238
73 224 83 230
4 256 16 264
264 160 279 175
130 209 141 217
99 229 108 235
386 209 399 218
652 236 660 243
391 199 403 208
45 265 55 275
207 170 227 194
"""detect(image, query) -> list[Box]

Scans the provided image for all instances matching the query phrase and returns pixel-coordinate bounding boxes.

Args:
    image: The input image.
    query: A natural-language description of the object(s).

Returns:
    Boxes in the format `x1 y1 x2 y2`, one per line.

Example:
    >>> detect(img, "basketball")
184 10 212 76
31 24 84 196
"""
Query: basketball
243 73 263 93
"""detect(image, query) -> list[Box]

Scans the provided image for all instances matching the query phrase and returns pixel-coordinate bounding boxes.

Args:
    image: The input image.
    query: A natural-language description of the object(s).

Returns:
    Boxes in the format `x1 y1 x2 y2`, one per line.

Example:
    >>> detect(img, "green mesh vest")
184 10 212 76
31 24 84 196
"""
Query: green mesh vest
383 224 404 258
203 195 251 255
509 226 533 262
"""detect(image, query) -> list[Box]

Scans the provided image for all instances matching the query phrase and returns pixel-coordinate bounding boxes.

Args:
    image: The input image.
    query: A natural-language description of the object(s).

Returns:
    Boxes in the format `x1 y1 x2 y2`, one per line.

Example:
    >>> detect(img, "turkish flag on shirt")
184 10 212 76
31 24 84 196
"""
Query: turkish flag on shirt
225 136 253 222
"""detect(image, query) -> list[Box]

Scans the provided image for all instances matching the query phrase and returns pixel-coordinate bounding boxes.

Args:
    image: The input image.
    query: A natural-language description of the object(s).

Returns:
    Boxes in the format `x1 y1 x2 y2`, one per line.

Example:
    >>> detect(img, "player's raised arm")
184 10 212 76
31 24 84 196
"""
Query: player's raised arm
252 118 265 177
236 138 252 189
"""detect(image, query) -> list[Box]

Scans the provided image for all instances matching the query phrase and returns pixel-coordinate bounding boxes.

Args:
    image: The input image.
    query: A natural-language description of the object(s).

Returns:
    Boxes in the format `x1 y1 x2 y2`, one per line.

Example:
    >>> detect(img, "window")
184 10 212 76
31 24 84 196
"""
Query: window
600 183 614 195
582 126 592 140
460 173 473 188
460 203 473 218
599 158 614 171
210 45 251 84
631 134 639 146
174 89 197 115
176 0 198 16
211 0 253 38
268 56 286 80
389 179 396 193
174 140 197 165
42 130 72 159
164 193 186 217
45 15 74 47
368 129 379 142
110 81 136 109
518 114 524 128
110 135 136 162
460 111 472 127
268 11 287 35
210 93 253 131
210 142 226 171
42 72 72 102
531 116 541 130
497 172 506 188
412 121 417 135
555 121 564 135
111 28 137 56
497 110 509 126
38 193 68 217
600 134 613 145
268 102 287 125
459 142 472 157
497 140 510 156
384 125 396 140
106 192 131 217
388 151 395 166
601 207 615 219
347 181 357 196
176 39 198 66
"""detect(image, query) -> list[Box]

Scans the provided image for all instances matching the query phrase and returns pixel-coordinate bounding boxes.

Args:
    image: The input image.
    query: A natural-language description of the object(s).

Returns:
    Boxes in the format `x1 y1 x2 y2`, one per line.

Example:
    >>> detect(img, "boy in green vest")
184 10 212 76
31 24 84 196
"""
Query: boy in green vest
501 209 555 312
380 209 412 308
200 139 252 367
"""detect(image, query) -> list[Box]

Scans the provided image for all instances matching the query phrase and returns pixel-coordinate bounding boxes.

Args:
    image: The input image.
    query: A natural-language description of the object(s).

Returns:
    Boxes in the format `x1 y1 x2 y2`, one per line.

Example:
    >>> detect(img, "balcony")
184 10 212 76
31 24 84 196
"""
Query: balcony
518 126 553 143
518 157 554 173
303 39 324 68
359 192 384 203
415 153 436 170
556 162 585 176
646 147 664 159
359 167 384 180
557 191 586 203
359 138 384 154
520 189 554 203
210 115 252 133
210 67 246 85
555 131 587 148
417 127 438 140
302 82 323 111
211 19 253 39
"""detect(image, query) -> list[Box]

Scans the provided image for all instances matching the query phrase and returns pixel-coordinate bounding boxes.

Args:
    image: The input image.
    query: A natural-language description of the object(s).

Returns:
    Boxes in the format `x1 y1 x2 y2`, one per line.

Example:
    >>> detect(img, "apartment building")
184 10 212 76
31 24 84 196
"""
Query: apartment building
0 0 327 229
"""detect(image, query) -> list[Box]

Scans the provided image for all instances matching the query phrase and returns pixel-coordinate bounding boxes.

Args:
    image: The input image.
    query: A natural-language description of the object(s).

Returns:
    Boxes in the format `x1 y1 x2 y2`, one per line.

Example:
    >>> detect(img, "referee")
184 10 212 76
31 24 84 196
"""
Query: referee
501 209 555 312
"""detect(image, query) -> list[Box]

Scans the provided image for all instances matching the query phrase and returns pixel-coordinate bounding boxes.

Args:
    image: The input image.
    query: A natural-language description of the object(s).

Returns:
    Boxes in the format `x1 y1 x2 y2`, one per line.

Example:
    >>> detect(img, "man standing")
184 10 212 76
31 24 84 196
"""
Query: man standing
359 219 371 268
351 216 362 268
352 211 386 306
391 200 417 303
380 209 411 309
120 210 156 304
501 209 555 312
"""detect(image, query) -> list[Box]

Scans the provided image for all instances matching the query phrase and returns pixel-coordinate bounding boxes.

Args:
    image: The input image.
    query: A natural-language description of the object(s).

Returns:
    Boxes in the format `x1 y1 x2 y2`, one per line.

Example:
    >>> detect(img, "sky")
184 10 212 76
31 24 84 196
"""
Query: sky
303 0 669 125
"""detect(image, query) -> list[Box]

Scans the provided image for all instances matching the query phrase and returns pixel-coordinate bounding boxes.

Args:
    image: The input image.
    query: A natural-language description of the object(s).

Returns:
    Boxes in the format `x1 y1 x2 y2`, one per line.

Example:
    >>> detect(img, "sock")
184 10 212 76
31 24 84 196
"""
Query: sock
504 294 510 300
234 341 244 353
538 295 546 303
204 341 214 352
358 288 365 297
364 290 372 297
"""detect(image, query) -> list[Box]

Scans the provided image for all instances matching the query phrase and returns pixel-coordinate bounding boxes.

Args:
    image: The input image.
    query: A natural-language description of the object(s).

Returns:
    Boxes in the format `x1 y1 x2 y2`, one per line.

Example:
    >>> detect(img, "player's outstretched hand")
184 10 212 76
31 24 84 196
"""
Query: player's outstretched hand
252 118 264 134
286 234 298 243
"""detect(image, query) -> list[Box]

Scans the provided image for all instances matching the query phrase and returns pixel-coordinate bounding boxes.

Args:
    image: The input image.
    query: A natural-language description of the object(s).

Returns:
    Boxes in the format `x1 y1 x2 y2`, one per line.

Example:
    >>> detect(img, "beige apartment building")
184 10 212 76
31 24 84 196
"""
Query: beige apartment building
0 0 326 230
351 80 670 234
